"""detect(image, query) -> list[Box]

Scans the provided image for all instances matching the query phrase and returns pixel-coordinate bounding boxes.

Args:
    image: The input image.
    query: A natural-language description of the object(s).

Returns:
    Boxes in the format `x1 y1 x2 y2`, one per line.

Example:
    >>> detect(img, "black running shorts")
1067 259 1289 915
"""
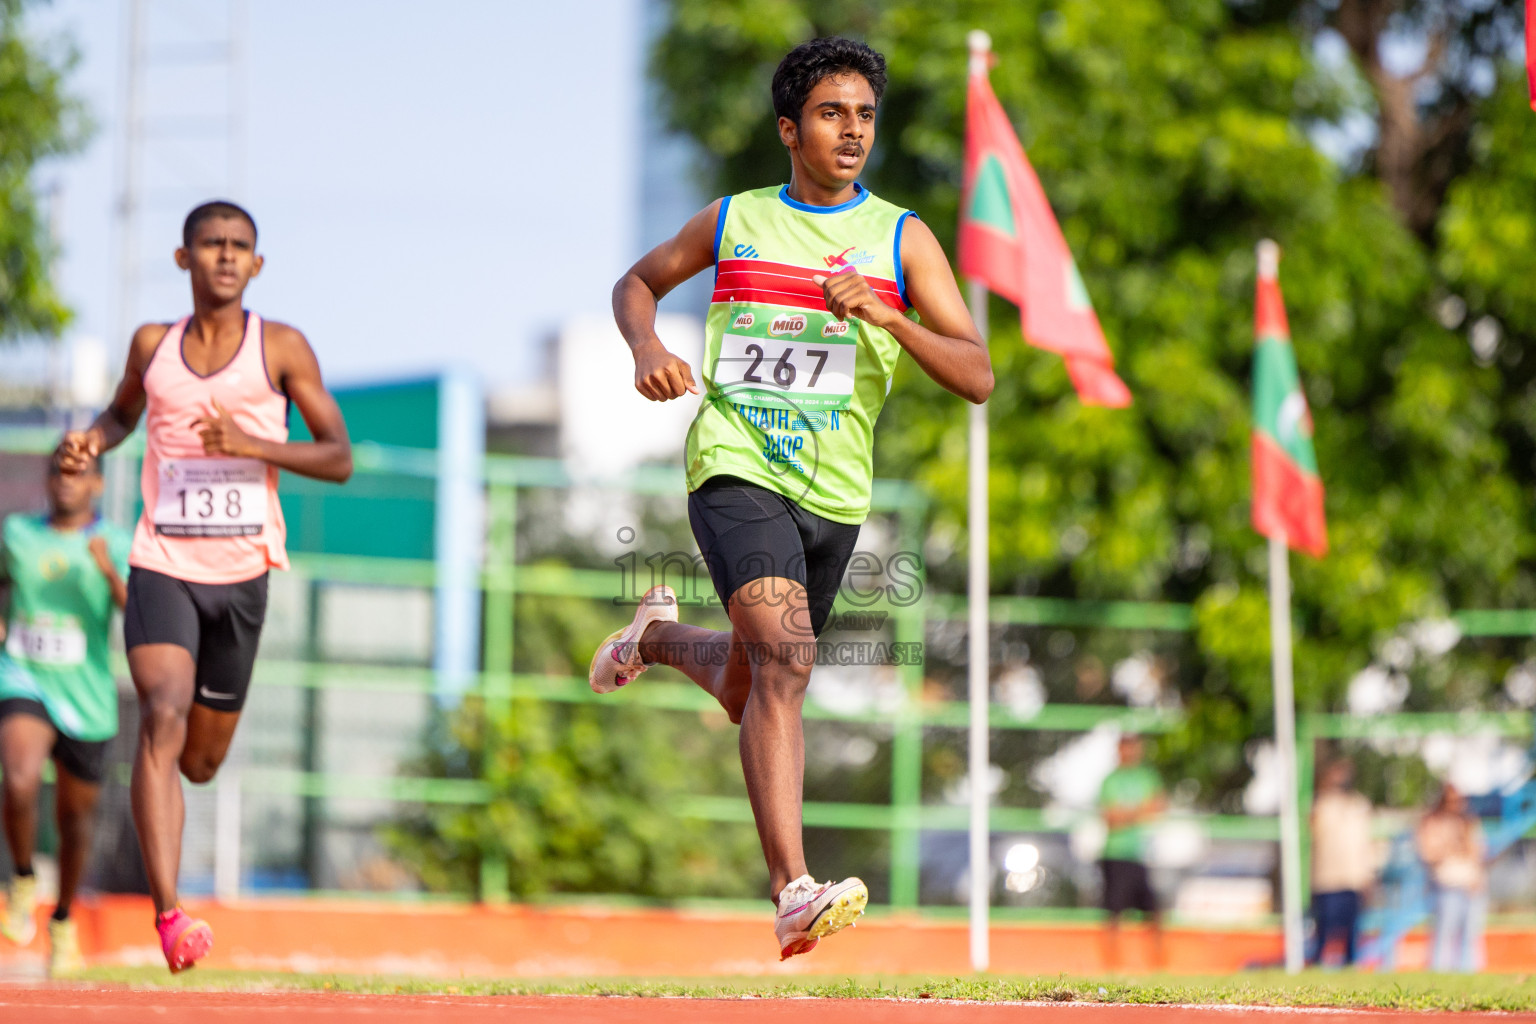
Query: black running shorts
124 567 269 713
0 698 109 785
1099 858 1158 917
686 475 861 637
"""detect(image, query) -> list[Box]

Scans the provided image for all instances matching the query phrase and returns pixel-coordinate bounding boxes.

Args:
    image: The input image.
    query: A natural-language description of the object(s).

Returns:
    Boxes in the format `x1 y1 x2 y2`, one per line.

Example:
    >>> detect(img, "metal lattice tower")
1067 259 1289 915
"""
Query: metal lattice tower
113 0 247 355
107 0 245 522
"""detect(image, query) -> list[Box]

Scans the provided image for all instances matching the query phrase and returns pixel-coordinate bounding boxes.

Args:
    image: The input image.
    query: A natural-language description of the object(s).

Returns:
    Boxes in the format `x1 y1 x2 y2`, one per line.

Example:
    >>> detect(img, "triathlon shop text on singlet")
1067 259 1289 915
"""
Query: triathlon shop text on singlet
686 184 918 525
0 514 132 741
129 312 289 585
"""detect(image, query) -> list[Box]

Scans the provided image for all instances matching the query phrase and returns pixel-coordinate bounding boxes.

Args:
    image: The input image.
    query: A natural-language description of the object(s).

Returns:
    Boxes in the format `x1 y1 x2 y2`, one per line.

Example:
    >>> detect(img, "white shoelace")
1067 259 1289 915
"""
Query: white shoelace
776 875 821 916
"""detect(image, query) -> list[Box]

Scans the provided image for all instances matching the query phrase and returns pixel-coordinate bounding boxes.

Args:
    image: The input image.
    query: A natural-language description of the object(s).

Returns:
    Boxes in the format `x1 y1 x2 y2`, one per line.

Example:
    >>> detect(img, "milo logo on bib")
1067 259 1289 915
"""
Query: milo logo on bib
767 314 808 338
711 304 858 412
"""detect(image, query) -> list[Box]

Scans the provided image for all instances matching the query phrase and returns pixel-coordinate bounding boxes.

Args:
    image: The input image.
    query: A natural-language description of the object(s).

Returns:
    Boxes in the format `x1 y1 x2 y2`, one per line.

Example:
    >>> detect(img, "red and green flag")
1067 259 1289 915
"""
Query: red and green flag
956 42 1131 407
1527 0 1535 110
1252 241 1327 558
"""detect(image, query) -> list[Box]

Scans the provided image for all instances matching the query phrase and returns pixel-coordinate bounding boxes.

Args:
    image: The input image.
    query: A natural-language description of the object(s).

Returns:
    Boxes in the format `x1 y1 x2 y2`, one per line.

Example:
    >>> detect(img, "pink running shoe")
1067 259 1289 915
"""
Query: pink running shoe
156 907 213 973
588 585 678 694
774 875 868 960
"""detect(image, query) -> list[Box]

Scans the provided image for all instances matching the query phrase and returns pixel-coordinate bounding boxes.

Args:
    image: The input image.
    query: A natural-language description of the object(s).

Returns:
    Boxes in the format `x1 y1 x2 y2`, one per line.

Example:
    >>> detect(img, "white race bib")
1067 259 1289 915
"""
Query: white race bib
153 458 268 537
7 621 86 666
711 309 858 411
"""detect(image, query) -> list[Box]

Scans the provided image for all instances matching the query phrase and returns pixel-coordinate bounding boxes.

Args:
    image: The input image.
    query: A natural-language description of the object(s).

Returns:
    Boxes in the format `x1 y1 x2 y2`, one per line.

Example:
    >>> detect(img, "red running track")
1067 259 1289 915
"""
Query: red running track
5 989 1536 1023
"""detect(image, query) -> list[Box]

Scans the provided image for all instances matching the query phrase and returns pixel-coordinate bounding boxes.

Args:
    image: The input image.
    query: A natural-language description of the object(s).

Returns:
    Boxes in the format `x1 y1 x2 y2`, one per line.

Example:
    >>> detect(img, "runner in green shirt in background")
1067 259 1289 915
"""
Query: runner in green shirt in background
0 454 130 976
1097 733 1167 969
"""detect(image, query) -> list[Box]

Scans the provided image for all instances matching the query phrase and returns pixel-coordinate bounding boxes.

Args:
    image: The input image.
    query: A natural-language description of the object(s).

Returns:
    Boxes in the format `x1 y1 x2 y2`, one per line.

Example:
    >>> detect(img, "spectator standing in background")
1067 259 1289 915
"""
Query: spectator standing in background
1097 733 1166 970
1307 757 1375 966
1416 782 1487 972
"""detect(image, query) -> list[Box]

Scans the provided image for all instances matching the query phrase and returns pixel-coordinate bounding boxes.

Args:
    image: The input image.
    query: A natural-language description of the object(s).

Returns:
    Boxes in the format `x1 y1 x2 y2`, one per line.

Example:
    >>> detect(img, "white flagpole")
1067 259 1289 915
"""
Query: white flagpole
1258 239 1304 975
966 276 991 973
1269 533 1304 974
966 28 995 974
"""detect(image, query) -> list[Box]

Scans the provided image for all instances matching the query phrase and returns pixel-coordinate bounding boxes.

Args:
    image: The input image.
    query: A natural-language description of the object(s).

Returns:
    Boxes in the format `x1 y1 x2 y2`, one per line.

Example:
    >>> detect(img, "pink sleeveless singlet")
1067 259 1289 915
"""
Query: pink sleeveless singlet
128 312 290 584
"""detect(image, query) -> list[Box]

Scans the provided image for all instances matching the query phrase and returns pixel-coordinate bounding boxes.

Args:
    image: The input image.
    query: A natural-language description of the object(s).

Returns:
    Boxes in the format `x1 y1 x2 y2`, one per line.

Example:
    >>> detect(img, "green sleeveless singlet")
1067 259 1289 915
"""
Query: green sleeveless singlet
685 183 918 525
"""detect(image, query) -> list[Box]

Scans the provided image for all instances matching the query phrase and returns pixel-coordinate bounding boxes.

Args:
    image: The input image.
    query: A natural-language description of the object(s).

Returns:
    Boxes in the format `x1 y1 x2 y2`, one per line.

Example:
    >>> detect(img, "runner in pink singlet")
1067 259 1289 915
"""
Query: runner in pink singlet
128 310 291 584
56 201 352 973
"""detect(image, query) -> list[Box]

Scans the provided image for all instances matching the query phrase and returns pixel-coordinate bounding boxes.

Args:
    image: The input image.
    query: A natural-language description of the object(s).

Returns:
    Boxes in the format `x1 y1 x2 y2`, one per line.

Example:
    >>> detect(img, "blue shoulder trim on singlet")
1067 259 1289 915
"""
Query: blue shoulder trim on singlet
777 182 867 214
711 196 732 288
893 211 918 308
712 197 732 262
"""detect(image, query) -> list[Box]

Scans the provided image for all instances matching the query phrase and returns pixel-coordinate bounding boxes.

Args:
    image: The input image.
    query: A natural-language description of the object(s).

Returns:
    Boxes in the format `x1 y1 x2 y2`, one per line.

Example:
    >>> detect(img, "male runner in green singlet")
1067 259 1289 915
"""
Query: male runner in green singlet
0 454 131 976
597 37 993 959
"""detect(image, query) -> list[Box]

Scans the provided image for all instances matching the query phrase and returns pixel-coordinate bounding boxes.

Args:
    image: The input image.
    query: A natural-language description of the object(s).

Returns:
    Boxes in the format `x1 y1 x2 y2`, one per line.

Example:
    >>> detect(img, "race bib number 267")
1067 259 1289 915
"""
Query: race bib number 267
711 308 857 412
153 458 268 537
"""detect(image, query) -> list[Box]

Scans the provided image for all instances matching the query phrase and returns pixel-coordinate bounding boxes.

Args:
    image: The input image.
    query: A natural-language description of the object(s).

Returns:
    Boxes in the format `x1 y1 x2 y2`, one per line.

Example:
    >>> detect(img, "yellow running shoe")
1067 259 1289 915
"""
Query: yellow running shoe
48 917 85 978
1 874 38 946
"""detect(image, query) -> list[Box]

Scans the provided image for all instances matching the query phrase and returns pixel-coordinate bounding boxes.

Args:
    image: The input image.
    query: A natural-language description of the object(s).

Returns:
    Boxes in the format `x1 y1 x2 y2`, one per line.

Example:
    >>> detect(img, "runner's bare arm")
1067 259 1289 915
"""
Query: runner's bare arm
55 323 171 473
192 323 352 483
813 217 993 404
613 199 722 401
87 536 128 610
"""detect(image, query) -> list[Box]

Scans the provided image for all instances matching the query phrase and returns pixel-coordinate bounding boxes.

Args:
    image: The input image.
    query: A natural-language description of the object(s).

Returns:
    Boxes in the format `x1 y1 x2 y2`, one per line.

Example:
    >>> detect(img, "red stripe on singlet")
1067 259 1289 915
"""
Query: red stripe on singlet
712 259 908 313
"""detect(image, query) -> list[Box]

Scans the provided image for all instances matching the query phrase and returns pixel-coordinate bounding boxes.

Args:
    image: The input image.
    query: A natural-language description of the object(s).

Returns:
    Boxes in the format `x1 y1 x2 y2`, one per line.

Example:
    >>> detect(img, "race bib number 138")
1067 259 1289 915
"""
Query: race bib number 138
153 458 268 537
711 307 857 412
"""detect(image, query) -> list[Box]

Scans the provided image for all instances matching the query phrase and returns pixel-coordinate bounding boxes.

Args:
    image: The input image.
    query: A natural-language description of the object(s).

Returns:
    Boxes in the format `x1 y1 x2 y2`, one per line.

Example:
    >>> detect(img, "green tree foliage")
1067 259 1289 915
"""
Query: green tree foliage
387 576 762 900
1439 70 1536 473
654 0 1536 802
0 0 88 340
1258 0 1527 238
384 696 764 899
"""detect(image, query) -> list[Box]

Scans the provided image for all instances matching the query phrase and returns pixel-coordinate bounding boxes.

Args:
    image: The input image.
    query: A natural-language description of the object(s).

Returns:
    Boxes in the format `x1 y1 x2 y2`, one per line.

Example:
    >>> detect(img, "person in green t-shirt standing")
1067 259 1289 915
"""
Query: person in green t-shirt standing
1097 733 1167 969
0 454 130 976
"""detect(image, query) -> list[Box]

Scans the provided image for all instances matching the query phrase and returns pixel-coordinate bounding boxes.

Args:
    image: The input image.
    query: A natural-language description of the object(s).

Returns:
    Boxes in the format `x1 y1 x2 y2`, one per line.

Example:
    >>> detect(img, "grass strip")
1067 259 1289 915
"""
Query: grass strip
73 968 1536 1012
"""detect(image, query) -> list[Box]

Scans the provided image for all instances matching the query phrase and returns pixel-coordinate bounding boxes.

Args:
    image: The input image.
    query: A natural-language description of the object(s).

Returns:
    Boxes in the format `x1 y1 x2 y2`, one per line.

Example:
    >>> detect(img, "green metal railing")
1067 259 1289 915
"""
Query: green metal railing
4 429 1533 914
277 444 1205 906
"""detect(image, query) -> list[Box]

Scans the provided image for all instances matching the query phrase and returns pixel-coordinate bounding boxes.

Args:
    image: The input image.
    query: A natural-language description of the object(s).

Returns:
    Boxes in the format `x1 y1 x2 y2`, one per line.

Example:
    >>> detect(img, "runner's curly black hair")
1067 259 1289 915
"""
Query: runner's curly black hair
182 200 258 248
771 37 888 126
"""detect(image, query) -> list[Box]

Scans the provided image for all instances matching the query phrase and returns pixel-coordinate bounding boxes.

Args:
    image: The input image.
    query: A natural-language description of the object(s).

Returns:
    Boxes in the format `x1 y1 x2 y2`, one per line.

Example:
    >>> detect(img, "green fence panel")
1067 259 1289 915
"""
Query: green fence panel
8 430 1535 915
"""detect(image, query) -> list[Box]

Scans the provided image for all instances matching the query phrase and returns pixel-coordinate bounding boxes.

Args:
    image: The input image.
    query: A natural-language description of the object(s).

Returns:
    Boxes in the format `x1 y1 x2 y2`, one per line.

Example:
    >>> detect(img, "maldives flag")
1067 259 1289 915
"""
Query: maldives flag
956 47 1131 407
1252 241 1326 558
1527 0 1535 110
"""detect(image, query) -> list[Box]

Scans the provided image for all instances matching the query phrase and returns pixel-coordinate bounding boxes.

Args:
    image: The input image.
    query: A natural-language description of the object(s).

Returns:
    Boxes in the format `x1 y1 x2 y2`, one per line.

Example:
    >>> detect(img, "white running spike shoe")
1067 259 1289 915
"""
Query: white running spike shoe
774 875 869 960
588 585 678 694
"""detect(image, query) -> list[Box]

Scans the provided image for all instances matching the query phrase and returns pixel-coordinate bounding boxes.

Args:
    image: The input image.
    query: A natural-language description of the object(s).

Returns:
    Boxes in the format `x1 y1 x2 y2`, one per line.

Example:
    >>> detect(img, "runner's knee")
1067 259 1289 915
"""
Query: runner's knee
178 749 224 785
1 762 42 802
138 698 188 754
720 679 751 724
750 642 813 701
55 800 97 839
55 776 101 821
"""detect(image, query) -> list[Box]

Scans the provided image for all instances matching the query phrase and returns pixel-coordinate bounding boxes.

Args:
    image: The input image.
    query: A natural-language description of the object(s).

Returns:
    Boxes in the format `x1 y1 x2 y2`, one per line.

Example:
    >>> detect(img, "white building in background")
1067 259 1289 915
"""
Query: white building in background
486 0 711 471
555 313 703 475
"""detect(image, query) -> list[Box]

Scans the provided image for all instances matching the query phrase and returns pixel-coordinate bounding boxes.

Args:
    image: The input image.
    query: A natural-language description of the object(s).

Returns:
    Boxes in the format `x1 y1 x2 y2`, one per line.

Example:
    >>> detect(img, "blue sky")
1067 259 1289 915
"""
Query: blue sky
25 0 678 391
